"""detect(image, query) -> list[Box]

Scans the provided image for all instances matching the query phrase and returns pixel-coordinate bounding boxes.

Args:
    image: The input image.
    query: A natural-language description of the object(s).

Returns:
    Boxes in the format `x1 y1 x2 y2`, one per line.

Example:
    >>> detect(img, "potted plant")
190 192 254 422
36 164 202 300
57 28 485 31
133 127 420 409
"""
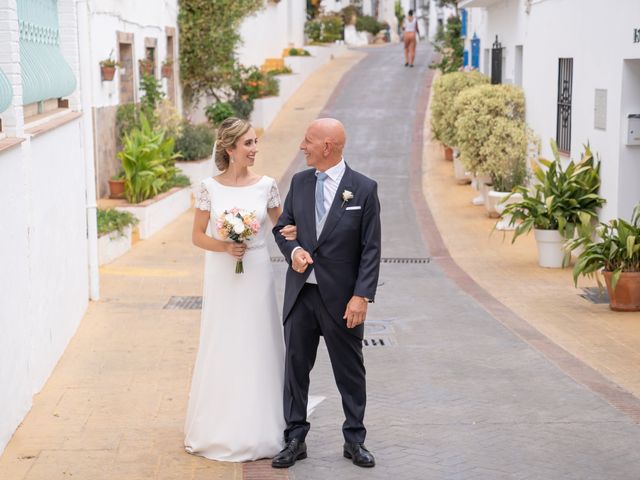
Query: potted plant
454 83 525 205
108 171 125 199
430 71 488 163
482 119 532 224
502 141 606 268
97 208 138 265
139 58 155 76
569 203 640 311
118 114 179 204
161 58 173 78
99 53 120 81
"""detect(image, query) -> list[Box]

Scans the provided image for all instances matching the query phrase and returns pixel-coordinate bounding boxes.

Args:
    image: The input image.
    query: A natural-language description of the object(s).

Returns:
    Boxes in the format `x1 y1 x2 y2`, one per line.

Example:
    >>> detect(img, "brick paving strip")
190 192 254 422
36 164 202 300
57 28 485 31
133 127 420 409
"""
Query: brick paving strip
413 74 640 425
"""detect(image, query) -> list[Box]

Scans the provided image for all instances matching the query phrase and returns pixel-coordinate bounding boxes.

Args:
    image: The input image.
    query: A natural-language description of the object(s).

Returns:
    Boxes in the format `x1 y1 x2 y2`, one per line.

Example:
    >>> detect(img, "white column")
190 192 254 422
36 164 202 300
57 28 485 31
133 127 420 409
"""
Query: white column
0 0 24 136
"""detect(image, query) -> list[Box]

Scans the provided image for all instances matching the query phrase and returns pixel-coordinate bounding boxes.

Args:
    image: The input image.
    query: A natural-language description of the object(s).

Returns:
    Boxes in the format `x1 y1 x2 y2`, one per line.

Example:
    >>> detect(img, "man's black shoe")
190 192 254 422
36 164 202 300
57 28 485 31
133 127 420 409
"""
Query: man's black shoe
343 442 375 468
272 439 307 468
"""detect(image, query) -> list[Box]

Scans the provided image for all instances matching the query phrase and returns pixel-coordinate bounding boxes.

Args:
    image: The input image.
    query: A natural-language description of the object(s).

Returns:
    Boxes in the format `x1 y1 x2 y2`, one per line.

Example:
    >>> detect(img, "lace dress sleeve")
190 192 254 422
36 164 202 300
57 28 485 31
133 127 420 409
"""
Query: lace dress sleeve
267 178 281 209
196 181 211 211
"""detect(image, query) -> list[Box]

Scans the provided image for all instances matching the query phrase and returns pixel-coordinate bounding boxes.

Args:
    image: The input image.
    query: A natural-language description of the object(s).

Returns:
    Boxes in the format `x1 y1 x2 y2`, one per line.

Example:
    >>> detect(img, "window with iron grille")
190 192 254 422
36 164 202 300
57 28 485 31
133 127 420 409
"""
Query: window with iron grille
556 58 573 154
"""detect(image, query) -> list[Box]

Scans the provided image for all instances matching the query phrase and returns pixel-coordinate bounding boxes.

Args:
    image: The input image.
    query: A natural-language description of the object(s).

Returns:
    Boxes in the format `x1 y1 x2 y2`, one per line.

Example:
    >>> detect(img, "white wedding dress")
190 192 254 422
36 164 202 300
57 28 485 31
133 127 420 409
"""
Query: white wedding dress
184 175 286 462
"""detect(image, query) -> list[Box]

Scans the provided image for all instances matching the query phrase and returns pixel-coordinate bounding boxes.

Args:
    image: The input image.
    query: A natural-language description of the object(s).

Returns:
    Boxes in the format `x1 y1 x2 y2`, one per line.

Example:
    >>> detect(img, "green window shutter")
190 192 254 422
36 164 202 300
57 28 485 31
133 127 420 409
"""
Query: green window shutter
0 69 12 113
17 0 76 105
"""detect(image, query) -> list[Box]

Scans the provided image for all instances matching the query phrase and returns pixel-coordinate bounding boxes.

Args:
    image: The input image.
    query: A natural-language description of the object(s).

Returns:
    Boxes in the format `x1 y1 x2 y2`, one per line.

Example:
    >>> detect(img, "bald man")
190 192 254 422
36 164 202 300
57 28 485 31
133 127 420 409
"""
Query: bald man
272 118 381 469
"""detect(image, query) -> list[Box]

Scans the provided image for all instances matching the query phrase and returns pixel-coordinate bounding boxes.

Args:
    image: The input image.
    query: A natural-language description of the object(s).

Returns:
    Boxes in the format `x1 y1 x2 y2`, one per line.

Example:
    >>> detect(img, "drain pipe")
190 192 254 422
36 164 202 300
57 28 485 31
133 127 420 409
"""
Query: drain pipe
76 0 100 300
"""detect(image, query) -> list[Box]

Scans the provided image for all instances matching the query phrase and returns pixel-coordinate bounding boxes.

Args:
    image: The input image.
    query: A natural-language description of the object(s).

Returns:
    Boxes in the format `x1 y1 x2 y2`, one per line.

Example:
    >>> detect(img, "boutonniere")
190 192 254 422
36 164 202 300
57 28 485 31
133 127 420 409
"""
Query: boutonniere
341 190 354 207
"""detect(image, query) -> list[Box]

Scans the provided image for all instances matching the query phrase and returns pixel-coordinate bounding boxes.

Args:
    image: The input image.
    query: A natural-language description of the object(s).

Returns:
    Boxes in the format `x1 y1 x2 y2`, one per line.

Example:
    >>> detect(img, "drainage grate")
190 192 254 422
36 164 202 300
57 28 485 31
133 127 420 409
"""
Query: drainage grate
270 257 430 264
579 287 609 304
163 296 202 310
363 338 394 347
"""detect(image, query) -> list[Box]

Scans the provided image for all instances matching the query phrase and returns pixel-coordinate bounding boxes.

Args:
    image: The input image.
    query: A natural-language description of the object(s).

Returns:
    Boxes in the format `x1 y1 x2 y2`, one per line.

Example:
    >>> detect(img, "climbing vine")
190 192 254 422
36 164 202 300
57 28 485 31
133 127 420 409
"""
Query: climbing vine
178 0 263 104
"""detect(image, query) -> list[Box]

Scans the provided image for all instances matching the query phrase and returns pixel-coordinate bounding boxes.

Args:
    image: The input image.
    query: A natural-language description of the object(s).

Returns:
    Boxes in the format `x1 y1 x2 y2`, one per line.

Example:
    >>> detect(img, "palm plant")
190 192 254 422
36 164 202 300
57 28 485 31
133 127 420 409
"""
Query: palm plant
118 114 179 204
569 203 640 291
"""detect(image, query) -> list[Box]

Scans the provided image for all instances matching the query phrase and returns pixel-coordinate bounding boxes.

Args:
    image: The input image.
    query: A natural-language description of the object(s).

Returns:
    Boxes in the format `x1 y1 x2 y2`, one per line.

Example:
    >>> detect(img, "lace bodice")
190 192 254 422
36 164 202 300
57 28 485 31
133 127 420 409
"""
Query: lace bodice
196 176 281 249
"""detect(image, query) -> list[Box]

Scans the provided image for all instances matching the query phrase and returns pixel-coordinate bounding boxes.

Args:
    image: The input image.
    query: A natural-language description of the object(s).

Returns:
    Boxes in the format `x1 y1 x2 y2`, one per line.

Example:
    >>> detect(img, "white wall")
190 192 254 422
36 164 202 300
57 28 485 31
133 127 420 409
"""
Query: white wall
465 0 640 221
237 0 305 68
88 0 180 109
0 0 92 454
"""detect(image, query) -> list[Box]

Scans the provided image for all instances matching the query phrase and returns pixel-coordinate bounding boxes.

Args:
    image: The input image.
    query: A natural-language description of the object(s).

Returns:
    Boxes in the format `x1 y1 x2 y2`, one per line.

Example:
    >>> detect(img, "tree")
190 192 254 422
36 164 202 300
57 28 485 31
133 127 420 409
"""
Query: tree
178 0 263 105
438 0 459 16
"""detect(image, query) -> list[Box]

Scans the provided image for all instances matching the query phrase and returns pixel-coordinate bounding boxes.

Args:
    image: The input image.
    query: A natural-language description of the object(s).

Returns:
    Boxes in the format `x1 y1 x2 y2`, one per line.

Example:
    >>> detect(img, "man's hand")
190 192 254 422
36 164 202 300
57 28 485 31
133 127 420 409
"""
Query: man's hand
343 296 368 328
292 248 314 274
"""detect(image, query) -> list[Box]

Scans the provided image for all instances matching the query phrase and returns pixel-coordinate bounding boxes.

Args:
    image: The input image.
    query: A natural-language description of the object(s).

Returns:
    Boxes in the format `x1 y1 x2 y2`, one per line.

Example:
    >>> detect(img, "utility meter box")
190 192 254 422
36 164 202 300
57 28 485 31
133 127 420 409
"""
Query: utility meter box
627 114 640 146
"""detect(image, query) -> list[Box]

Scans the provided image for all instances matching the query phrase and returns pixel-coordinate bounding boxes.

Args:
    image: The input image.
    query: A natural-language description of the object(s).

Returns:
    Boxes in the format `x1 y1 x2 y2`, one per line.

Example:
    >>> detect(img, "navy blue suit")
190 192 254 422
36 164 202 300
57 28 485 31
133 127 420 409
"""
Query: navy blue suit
273 164 381 443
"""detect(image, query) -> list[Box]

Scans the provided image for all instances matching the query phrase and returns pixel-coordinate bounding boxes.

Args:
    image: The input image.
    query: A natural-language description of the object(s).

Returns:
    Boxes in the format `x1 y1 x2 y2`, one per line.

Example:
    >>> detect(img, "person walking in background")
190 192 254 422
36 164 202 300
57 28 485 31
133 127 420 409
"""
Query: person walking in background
403 9 419 67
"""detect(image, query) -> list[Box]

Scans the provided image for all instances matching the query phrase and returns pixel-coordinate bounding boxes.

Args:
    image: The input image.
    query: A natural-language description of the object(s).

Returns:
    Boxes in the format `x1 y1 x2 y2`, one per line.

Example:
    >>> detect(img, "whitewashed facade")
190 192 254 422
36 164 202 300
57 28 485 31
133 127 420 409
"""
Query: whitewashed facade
0 0 95 454
460 0 640 221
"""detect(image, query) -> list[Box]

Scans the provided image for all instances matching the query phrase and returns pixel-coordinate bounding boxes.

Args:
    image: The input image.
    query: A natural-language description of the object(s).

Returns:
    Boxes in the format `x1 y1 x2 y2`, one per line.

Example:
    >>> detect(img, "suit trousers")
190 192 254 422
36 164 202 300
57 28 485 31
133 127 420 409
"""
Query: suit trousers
283 283 367 444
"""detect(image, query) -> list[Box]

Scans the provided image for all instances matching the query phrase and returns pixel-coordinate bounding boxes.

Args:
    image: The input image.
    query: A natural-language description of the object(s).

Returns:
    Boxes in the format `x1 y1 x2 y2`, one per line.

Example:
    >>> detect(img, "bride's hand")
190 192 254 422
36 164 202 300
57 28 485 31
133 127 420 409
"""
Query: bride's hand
280 224 297 241
226 242 246 260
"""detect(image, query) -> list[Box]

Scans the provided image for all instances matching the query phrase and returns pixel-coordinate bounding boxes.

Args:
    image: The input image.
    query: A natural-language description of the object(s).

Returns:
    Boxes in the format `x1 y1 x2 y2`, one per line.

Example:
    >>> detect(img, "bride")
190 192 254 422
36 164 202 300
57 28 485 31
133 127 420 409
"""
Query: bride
184 117 296 461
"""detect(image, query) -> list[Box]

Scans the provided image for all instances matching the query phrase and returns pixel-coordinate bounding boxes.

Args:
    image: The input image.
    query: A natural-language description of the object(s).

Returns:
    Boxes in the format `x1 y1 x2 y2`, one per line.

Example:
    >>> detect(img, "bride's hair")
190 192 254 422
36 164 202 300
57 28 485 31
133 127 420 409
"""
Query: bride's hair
215 117 252 171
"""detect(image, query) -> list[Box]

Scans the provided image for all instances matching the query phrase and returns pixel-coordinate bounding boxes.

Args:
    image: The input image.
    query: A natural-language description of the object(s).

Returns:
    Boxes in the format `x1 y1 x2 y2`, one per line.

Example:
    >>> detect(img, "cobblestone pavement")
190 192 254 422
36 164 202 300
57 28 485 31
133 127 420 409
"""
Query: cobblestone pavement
269 43 640 480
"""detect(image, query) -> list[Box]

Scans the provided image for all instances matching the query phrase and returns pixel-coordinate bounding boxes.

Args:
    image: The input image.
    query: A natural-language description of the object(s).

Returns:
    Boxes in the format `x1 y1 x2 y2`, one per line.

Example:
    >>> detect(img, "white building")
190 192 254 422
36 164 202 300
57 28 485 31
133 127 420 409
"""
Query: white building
0 0 96 454
460 0 640 221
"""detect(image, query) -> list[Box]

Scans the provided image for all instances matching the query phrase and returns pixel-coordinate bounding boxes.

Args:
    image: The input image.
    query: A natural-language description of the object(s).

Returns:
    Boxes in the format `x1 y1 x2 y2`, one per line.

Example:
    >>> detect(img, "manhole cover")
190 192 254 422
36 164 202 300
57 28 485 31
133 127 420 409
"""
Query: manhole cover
362 338 394 347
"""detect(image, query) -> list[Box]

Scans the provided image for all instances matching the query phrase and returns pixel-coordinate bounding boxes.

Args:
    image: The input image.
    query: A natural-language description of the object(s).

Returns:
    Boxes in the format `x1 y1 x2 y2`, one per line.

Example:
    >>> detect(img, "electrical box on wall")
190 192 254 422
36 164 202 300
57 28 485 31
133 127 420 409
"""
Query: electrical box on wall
627 114 640 146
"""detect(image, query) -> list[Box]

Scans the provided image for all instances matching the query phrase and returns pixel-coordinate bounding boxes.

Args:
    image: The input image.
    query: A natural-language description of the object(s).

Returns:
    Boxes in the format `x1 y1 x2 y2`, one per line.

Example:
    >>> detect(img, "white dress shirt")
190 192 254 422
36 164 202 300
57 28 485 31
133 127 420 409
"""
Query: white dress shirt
293 158 346 284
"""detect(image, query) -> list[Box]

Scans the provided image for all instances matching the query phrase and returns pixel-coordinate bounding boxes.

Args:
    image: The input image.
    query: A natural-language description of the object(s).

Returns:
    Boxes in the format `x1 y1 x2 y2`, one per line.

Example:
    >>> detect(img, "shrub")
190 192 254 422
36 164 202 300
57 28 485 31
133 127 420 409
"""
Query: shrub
340 5 360 25
140 73 165 123
481 119 531 192
454 84 526 174
356 15 384 35
162 173 192 191
229 97 254 120
97 209 138 237
238 66 279 100
288 48 311 56
156 99 183 140
305 15 344 43
116 103 141 141
431 15 464 73
430 71 488 146
206 102 236 126
175 122 216 160
269 65 293 75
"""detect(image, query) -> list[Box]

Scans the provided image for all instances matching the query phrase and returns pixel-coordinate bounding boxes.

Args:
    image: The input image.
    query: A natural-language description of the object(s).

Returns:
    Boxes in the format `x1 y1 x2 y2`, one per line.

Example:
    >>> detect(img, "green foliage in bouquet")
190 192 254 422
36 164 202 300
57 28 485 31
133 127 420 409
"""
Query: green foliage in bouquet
430 71 488 146
569 203 640 291
454 83 525 174
502 141 606 242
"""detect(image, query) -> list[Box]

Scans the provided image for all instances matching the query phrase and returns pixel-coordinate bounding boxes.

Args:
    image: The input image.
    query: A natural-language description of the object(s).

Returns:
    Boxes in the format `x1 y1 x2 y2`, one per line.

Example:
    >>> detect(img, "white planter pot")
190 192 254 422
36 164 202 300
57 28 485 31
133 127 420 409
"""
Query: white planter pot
491 191 522 231
116 187 191 240
471 174 491 206
453 154 471 184
98 226 132 265
534 229 567 268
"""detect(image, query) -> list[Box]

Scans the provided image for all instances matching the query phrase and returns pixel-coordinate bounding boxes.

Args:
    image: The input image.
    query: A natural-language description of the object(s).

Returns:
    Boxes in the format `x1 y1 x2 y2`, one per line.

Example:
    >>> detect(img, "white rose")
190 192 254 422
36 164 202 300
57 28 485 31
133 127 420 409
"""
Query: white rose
225 213 236 223
233 223 245 235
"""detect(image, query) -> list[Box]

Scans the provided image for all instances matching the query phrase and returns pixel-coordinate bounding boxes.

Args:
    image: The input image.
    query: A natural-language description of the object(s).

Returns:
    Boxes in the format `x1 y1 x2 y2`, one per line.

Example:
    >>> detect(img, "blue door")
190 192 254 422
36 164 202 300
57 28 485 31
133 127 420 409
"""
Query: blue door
471 33 480 69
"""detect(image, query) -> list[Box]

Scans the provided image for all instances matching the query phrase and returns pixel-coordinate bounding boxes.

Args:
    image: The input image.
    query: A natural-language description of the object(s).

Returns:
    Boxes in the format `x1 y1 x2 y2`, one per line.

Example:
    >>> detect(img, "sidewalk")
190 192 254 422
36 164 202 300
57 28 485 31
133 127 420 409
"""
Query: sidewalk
0 49 365 480
421 98 640 400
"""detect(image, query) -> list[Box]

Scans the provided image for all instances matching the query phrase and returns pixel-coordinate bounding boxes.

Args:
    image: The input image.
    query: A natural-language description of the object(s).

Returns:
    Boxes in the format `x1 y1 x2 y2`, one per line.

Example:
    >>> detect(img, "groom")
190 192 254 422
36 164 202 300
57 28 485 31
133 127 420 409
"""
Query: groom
272 118 381 469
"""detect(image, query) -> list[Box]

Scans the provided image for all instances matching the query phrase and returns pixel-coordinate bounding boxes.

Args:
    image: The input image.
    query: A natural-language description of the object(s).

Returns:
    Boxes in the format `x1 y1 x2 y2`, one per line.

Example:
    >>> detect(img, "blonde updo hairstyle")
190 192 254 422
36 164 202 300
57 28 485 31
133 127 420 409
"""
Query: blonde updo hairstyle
215 117 252 171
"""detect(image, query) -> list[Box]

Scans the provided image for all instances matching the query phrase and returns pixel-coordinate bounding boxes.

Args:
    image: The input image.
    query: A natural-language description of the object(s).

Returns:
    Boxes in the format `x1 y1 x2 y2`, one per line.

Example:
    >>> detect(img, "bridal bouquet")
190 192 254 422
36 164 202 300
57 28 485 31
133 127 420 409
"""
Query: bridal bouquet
216 208 260 274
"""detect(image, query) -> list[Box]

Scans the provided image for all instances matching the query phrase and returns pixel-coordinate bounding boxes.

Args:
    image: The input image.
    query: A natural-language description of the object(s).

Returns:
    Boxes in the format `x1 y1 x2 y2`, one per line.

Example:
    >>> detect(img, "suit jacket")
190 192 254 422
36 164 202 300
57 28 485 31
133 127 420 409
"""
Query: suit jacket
273 164 382 337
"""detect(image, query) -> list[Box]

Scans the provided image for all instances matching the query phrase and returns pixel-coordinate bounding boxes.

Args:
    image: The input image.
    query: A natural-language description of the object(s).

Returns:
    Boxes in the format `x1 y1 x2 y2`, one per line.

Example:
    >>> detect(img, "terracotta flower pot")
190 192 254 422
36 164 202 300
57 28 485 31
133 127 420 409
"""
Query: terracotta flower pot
443 145 454 161
101 65 116 81
603 271 640 312
108 179 125 199
161 64 172 78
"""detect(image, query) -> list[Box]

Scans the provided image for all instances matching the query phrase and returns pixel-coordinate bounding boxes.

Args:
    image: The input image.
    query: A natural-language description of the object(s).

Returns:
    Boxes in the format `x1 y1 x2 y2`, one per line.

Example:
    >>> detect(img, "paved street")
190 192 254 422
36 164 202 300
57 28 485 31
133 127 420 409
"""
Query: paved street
272 43 640 480
1 42 640 480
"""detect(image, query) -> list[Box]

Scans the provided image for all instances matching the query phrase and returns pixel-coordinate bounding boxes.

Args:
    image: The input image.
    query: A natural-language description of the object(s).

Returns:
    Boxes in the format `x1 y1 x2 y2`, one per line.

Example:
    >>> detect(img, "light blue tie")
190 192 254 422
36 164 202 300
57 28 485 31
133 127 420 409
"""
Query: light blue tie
315 172 329 220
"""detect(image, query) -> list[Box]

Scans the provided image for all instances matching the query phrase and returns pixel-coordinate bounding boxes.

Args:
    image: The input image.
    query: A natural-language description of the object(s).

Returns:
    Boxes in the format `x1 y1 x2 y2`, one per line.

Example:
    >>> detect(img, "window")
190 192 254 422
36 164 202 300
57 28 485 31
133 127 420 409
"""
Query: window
17 0 76 119
117 31 135 104
0 69 12 133
556 58 573 154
